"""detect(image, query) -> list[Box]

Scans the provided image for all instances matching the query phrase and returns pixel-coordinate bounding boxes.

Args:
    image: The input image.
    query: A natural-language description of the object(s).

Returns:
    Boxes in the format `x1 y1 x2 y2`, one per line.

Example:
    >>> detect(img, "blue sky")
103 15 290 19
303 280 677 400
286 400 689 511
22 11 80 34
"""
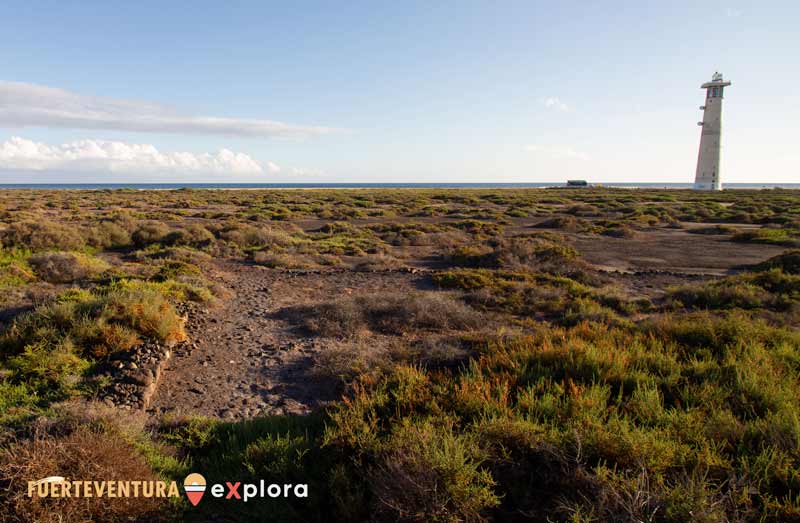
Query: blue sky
0 1 797 183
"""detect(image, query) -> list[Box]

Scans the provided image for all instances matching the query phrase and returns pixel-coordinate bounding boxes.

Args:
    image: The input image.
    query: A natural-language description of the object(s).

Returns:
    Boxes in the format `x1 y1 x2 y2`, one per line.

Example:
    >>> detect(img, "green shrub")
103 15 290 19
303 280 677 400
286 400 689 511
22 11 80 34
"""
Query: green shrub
28 252 110 283
7 340 89 390
218 223 296 249
534 215 592 232
252 251 310 269
244 432 310 480
601 224 637 238
732 227 799 247
0 286 186 390
164 223 216 248
131 220 170 247
0 220 85 251
668 280 772 310
0 248 36 289
755 250 800 274
320 316 800 520
369 421 499 522
153 260 203 281
87 221 132 248
297 292 483 337
667 269 800 313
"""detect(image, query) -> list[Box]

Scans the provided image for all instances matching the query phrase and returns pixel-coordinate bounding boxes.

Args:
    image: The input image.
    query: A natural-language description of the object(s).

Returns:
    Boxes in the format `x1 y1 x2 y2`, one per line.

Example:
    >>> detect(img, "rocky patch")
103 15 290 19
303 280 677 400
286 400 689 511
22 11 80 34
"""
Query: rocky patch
97 339 177 410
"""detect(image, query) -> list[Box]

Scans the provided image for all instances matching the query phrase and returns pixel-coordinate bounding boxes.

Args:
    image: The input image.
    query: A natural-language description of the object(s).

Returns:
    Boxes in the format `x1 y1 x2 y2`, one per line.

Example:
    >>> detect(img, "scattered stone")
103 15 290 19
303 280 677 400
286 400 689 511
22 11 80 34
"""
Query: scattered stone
98 338 175 411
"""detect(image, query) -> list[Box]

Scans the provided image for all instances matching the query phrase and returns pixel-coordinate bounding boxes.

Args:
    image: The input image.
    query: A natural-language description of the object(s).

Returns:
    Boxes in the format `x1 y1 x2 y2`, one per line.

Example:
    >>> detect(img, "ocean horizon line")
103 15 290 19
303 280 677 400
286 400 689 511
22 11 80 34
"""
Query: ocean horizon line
0 182 798 190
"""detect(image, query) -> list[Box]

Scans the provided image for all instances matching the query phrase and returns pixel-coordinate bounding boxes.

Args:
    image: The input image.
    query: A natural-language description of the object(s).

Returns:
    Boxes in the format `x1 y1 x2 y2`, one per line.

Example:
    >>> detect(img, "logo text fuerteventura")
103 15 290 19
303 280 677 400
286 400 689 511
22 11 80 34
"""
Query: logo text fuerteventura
28 473 308 505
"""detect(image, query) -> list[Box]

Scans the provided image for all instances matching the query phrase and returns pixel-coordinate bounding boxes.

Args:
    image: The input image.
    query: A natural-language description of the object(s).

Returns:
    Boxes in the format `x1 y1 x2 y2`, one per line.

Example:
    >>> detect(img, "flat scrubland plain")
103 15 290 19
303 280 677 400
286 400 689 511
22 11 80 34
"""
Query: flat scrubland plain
0 188 799 522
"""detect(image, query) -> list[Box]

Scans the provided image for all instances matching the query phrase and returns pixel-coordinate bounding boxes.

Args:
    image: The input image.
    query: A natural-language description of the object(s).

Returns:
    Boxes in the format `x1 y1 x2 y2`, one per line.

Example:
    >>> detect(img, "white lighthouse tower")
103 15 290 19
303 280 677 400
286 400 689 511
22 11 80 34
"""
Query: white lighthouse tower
694 72 731 190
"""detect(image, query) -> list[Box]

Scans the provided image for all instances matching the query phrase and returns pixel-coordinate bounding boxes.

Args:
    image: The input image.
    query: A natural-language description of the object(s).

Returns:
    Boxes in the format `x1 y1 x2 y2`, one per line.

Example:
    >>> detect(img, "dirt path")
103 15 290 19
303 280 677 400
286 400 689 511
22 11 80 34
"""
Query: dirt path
148 261 425 420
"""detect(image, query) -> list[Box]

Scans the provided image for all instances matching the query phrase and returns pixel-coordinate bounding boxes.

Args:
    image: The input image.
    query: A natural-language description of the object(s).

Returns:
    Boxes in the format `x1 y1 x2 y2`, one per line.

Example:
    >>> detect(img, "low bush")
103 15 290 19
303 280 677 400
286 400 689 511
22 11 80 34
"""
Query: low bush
296 292 483 337
434 269 630 326
145 246 213 266
0 248 36 289
152 260 203 281
87 220 132 248
28 252 110 283
601 224 637 238
313 339 392 383
218 223 297 250
533 215 593 232
352 253 405 272
0 285 186 394
368 421 499 522
164 223 216 248
667 268 800 313
450 220 504 238
447 236 580 275
131 220 171 247
155 414 340 521
732 227 800 247
687 224 736 235
0 220 85 251
0 423 163 522
111 277 216 304
755 250 800 274
252 251 311 269
668 280 773 310
323 316 800 521
491 236 579 271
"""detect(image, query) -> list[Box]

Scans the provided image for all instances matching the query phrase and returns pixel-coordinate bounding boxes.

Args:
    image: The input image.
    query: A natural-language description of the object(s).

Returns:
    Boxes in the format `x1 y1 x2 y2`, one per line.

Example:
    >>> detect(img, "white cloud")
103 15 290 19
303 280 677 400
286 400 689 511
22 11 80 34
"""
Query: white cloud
540 97 570 112
0 81 338 139
726 8 742 17
526 144 589 161
0 136 266 175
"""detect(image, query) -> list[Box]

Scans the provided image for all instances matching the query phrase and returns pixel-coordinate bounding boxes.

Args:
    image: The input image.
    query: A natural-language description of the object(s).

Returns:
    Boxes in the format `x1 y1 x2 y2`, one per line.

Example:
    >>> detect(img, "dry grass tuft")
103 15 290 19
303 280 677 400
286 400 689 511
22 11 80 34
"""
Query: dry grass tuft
352 253 406 272
28 252 110 283
0 425 164 522
252 251 311 269
297 292 484 337
1 220 85 251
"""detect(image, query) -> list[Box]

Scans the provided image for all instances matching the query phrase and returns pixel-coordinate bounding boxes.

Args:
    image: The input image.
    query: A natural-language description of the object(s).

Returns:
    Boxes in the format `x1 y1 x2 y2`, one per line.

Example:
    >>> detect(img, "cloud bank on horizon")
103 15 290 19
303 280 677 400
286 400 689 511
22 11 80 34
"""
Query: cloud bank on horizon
0 81 337 139
0 136 276 178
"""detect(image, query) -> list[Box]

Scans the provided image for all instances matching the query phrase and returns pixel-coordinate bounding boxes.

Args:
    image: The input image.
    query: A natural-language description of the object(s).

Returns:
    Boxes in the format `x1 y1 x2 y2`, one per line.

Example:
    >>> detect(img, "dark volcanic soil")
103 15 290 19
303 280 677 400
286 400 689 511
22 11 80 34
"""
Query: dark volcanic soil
569 227 786 274
148 261 426 419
